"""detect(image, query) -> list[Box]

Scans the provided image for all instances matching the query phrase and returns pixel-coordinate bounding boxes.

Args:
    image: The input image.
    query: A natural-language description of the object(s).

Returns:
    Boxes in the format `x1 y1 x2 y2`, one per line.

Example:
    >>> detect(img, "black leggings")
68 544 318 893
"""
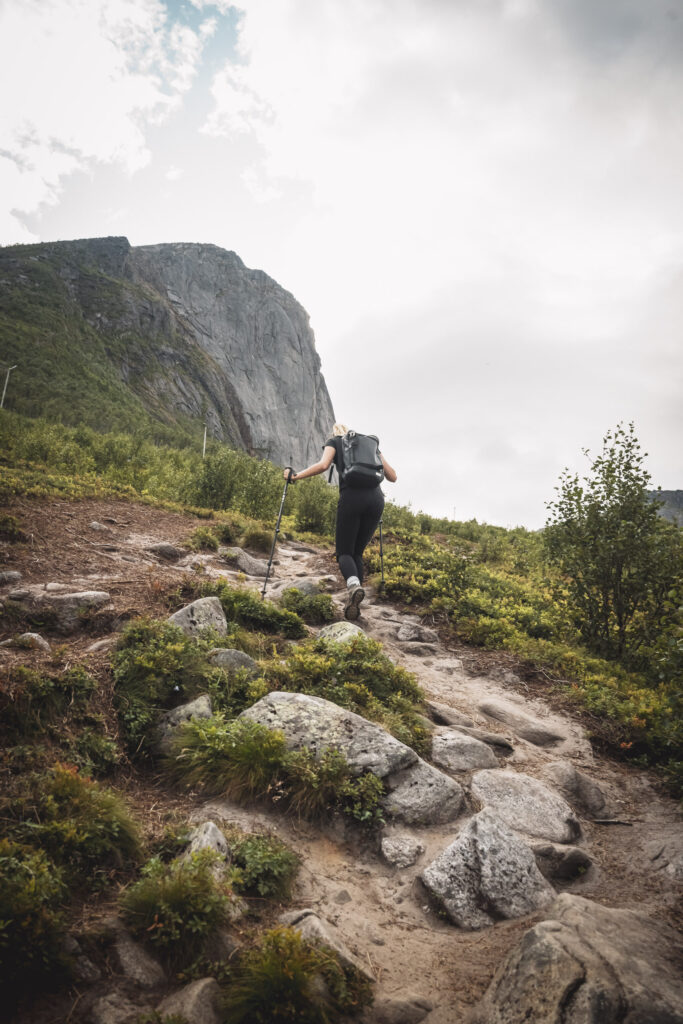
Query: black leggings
335 487 385 583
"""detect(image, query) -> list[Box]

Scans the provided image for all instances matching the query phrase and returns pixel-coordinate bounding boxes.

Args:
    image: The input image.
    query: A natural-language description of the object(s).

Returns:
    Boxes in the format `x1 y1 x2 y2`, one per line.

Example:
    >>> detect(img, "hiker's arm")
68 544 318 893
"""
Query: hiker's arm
286 446 336 482
381 455 397 483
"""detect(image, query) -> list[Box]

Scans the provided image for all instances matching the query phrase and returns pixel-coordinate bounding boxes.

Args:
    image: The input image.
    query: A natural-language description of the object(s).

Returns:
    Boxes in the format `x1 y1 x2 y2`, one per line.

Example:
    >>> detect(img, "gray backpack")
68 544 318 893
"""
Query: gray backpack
339 431 384 488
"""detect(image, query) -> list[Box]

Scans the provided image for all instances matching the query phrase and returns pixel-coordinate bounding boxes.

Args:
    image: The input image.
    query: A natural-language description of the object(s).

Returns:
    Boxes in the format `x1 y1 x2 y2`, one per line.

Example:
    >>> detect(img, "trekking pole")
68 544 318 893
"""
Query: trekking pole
379 518 385 586
262 460 294 600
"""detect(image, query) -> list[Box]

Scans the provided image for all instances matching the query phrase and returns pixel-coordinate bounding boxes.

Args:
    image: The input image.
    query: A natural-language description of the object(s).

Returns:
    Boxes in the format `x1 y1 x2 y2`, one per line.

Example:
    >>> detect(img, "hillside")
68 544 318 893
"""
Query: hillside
1 493 681 1024
0 236 335 466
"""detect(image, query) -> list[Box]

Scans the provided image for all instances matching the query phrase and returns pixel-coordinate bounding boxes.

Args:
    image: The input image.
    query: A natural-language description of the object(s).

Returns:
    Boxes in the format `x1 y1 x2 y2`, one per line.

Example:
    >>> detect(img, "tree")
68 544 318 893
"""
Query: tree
544 423 682 665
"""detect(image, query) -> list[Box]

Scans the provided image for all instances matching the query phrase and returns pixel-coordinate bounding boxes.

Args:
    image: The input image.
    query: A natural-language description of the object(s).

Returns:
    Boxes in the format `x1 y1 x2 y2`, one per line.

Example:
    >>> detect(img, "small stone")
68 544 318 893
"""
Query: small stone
219 546 270 577
113 931 165 988
543 761 613 818
397 622 439 644
381 836 425 868
207 647 259 676
318 621 365 643
366 994 434 1024
383 759 464 826
425 700 474 728
333 888 353 904
17 632 51 650
184 821 230 860
90 990 149 1024
531 842 594 881
89 521 110 532
86 637 116 653
279 910 372 979
401 642 438 656
156 978 222 1024
147 542 185 561
432 728 498 771
0 571 22 585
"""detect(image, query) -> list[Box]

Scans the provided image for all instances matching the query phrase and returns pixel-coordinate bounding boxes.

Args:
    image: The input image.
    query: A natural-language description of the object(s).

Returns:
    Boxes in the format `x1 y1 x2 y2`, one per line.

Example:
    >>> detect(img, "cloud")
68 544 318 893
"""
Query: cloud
0 0 217 243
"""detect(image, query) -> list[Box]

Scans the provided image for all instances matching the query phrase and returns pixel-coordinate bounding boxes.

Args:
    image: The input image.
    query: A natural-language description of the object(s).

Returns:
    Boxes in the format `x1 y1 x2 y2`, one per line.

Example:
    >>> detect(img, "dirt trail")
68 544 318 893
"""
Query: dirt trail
1 498 681 1021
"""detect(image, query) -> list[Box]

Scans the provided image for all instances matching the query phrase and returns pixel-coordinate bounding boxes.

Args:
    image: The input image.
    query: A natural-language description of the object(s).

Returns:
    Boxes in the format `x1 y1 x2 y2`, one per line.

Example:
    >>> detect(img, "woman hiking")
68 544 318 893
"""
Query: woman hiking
284 424 397 620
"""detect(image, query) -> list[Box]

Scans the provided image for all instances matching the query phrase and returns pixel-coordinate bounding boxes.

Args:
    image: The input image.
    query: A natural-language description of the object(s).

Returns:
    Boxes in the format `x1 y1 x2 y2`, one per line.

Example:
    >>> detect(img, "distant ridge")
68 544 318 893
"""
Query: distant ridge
648 490 682 525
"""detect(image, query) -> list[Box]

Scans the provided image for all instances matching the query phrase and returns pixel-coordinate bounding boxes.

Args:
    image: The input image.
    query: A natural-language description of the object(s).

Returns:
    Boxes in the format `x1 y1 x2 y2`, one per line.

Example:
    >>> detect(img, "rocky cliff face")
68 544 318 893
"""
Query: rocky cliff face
0 236 335 468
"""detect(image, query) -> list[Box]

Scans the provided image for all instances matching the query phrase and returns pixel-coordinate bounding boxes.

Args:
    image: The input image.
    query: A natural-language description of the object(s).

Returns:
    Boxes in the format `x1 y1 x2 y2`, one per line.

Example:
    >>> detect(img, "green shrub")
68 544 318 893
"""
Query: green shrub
120 851 234 968
0 839 69 1000
187 526 219 551
240 526 273 553
292 477 337 536
284 748 386 828
223 926 372 1023
0 664 97 740
0 513 28 542
8 764 141 886
280 589 335 625
200 582 306 639
228 832 300 901
214 520 238 544
66 724 120 776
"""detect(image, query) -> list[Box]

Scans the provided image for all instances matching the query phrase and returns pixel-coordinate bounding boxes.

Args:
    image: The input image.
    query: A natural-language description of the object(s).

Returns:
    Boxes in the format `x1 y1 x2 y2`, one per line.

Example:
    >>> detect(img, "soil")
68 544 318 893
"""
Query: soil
1 497 681 1023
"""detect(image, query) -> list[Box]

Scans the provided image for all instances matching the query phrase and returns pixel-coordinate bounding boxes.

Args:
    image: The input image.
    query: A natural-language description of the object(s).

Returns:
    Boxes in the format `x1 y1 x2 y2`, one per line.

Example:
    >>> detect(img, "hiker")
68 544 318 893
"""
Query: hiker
285 424 397 619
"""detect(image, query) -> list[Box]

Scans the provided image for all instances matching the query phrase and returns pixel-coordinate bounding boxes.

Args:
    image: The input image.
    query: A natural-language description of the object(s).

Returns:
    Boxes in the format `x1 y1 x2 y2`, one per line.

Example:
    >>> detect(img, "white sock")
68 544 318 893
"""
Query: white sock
347 575 360 588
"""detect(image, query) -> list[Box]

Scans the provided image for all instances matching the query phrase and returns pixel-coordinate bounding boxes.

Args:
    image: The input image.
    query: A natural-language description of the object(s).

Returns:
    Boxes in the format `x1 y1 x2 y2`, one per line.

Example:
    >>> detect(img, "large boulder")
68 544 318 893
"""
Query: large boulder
240 692 417 778
471 770 581 843
543 761 614 818
431 728 498 771
207 648 259 676
157 694 213 754
113 932 165 988
8 590 112 633
219 546 270 577
421 811 555 929
382 760 464 826
156 978 222 1024
168 597 227 637
478 698 565 747
279 909 372 980
318 621 365 643
470 894 683 1023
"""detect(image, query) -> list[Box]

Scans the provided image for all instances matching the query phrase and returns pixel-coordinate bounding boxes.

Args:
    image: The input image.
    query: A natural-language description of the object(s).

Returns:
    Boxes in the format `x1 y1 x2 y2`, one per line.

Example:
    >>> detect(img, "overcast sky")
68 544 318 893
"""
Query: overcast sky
1 0 681 528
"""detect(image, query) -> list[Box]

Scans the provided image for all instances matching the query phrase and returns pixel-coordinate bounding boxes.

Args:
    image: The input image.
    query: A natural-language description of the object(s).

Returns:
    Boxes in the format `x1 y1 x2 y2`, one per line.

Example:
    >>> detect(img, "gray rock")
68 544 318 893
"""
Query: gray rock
478 698 565 747
168 596 227 637
543 761 613 818
63 935 101 983
157 694 213 753
431 728 498 771
219 546 270 577
279 909 372 980
364 994 434 1024
381 836 425 868
421 811 555 929
208 647 259 676
272 578 322 598
318 621 365 643
89 521 110 532
425 700 474 728
184 820 230 861
147 542 185 561
90 990 149 1024
471 770 581 843
401 642 438 657
202 926 242 962
12 590 112 633
113 931 165 988
434 657 464 673
382 760 464 826
396 622 439 644
85 637 116 653
8 588 30 599
156 978 222 1024
645 839 683 881
0 631 51 651
455 725 514 754
469 893 683 1024
530 842 594 881
240 691 417 778
0 570 22 585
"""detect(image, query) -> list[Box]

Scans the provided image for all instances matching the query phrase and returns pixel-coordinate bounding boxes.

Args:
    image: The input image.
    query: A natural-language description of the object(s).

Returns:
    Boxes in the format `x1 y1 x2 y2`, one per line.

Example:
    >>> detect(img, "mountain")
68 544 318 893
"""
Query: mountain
649 490 683 525
0 236 335 467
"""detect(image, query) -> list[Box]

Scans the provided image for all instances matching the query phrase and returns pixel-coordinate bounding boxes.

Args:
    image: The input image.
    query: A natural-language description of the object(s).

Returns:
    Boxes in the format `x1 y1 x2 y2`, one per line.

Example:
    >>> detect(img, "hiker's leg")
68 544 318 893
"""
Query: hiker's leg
335 490 362 583
353 490 385 582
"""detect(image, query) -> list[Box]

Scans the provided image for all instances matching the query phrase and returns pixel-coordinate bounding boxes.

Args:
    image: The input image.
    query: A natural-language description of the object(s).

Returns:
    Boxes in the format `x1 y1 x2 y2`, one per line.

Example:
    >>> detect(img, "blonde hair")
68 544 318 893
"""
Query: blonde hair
332 423 349 437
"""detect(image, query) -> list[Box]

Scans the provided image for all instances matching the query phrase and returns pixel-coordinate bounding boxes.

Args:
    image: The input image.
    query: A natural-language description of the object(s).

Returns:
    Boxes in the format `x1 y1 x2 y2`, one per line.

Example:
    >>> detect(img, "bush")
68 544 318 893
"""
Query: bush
240 526 273 553
0 664 97 741
120 851 234 968
200 582 306 639
0 840 69 1001
187 526 219 551
0 513 28 542
7 764 141 887
223 926 372 1023
280 589 336 625
292 477 337 536
229 832 300 901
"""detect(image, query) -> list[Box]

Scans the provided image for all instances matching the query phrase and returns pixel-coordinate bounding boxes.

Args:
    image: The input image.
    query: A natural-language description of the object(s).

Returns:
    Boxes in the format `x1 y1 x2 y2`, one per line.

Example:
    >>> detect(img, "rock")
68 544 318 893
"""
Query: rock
90 990 149 1024
156 978 222 1024
401 642 438 657
381 836 425 868
113 931 165 988
543 761 613 818
434 657 463 673
478 698 565 747
8 588 30 599
424 700 474 728
469 893 683 1024
157 694 213 753
89 521 110 532
279 909 372 980
455 726 515 754
85 637 116 653
431 728 498 771
202 925 242 962
0 631 51 651
63 935 101 983
207 647 259 676
318 621 365 643
10 590 112 633
240 691 417 778
420 810 555 929
396 622 439 644
364 994 434 1024
168 596 227 637
530 842 594 881
147 542 185 561
272 578 322 598
219 546 270 577
0 570 22 585
471 770 581 843
645 839 683 881
184 821 230 860
382 760 464 826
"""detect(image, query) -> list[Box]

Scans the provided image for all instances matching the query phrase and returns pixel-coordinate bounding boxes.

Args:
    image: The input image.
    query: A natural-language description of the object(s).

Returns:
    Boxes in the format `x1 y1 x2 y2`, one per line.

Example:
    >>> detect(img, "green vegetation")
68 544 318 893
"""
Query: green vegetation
198 580 306 638
0 839 69 1001
169 717 386 828
5 764 141 887
0 512 28 542
120 850 234 968
0 664 96 740
228 832 300 901
280 588 336 624
223 926 373 1024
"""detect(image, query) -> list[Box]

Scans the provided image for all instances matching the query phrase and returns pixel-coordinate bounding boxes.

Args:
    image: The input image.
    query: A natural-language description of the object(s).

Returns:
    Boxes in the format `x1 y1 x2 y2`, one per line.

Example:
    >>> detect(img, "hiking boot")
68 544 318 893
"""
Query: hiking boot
344 584 365 620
